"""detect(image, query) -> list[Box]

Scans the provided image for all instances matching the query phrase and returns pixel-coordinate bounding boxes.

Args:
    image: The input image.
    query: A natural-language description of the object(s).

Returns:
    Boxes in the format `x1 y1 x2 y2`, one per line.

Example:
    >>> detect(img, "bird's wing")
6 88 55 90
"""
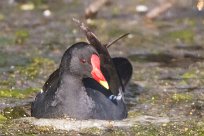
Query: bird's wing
112 57 133 87
43 69 60 92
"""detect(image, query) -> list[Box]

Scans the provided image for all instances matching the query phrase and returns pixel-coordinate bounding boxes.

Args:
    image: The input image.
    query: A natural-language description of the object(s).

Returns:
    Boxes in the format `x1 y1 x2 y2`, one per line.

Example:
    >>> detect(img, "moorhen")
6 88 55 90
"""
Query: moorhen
31 42 129 120
31 19 132 120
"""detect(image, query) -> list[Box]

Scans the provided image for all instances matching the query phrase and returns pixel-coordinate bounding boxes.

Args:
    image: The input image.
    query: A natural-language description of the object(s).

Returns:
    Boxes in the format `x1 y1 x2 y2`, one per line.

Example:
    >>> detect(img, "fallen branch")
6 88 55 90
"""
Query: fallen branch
145 1 174 19
85 0 109 19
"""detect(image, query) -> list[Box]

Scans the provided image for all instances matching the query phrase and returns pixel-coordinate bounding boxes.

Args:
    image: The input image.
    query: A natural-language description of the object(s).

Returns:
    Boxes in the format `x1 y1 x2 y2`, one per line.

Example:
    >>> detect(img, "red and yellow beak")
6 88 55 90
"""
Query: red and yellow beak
91 54 109 90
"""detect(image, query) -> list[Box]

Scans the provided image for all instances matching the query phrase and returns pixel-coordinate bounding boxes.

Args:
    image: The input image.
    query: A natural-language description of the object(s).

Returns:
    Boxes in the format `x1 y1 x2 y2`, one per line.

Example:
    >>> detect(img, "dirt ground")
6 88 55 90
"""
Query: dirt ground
0 0 204 135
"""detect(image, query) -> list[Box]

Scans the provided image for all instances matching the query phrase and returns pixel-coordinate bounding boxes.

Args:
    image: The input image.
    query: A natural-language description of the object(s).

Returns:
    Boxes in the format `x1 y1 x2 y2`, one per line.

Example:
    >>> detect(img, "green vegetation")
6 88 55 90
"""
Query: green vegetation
0 37 14 46
167 29 194 44
182 71 197 79
128 111 143 118
31 0 47 7
81 127 102 135
15 29 29 45
0 88 39 98
2 107 29 119
129 121 204 136
0 119 204 136
0 114 7 122
172 93 193 103
19 57 55 79
0 13 4 21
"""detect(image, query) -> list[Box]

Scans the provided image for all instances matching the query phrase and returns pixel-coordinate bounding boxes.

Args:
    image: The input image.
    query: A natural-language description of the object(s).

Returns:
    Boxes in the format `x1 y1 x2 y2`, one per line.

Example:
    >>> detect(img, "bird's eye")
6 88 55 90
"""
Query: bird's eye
80 58 86 63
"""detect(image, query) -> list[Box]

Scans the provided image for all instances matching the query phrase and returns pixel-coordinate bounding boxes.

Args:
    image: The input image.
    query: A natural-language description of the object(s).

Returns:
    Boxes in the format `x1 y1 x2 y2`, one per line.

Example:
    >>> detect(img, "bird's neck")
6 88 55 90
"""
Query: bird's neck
60 72 84 93
54 72 85 105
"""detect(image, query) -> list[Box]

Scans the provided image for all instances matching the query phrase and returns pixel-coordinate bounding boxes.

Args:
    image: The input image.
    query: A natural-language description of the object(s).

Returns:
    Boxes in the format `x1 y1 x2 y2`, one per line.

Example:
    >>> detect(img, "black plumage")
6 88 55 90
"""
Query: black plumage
31 42 132 120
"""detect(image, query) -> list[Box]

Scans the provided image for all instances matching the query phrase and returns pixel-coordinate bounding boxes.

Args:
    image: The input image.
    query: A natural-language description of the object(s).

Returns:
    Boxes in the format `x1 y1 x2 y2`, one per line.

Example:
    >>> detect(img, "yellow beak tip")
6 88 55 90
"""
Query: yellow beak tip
99 81 109 90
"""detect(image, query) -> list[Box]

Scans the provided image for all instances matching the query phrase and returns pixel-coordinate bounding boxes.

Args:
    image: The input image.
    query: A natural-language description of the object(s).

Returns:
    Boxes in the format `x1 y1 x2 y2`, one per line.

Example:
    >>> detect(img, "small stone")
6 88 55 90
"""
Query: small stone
20 3 35 11
10 65 15 69
162 123 167 126
43 10 52 17
127 34 134 39
136 5 148 13
184 127 188 131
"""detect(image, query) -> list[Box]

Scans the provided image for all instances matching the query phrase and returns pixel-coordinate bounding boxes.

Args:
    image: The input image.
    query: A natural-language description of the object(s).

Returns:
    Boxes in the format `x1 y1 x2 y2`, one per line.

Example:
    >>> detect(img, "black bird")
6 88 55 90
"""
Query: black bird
31 42 131 120
32 19 133 120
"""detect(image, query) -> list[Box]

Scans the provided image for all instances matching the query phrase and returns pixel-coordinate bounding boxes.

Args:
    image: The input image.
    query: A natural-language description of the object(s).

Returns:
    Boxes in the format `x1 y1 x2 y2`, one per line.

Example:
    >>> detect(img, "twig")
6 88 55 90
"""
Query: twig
106 33 129 48
72 18 102 47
